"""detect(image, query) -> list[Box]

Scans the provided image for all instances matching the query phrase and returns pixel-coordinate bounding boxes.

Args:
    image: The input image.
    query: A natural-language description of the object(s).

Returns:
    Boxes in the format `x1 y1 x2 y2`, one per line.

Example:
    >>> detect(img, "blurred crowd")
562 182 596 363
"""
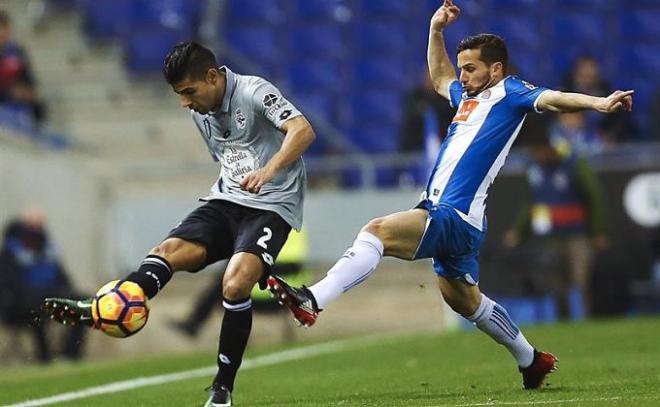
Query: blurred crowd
0 208 86 363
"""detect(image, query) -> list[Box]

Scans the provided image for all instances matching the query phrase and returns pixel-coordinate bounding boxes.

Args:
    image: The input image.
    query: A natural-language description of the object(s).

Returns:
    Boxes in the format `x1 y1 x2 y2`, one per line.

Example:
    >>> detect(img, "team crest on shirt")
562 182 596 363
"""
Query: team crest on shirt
522 80 537 90
480 89 491 99
234 108 246 129
262 93 279 108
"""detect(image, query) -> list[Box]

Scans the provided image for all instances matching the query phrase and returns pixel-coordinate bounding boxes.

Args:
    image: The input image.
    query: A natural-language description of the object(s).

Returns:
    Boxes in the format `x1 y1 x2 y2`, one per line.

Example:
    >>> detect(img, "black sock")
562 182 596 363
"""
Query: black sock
125 255 173 299
215 297 252 392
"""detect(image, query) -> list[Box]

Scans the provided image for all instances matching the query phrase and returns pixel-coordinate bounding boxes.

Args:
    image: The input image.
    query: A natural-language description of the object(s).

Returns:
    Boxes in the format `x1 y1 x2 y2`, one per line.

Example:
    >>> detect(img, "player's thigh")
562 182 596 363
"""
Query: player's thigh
437 275 482 317
363 208 428 260
161 201 235 272
150 237 208 272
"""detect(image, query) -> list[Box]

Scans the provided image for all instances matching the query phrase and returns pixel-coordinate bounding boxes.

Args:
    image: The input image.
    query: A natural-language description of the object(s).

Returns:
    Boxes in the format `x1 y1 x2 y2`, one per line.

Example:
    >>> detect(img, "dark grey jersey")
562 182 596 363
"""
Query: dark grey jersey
191 66 305 230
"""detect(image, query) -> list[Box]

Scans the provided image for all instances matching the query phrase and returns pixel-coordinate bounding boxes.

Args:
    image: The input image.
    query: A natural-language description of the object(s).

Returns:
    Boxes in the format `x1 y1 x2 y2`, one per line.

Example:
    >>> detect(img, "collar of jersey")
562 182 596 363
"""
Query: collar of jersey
462 76 508 100
217 65 237 114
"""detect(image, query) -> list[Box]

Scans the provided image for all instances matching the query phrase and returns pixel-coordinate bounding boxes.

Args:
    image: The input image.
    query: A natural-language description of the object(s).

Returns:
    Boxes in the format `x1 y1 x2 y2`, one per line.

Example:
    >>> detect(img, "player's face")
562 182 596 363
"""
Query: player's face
457 49 502 97
172 69 223 114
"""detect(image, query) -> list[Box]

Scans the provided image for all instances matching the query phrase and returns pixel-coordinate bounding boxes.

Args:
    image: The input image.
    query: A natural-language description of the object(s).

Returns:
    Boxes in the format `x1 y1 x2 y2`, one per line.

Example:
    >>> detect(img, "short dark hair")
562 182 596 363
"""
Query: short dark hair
0 10 10 27
457 33 508 71
162 41 217 85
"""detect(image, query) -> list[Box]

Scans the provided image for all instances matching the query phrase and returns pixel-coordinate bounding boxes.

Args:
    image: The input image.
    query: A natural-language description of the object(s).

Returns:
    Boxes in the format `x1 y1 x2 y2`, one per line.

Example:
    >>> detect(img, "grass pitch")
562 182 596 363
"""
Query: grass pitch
1 317 659 406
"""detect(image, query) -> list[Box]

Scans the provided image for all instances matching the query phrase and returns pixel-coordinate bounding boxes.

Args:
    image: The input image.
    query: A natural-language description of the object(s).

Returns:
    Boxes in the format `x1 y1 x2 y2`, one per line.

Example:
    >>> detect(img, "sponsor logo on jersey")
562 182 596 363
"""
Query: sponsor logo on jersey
452 99 480 122
279 109 292 121
234 108 246 129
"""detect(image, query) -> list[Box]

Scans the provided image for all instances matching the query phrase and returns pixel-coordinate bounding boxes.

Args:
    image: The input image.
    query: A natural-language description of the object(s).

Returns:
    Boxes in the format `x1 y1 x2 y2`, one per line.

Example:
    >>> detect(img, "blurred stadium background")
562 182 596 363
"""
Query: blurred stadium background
1 0 659 375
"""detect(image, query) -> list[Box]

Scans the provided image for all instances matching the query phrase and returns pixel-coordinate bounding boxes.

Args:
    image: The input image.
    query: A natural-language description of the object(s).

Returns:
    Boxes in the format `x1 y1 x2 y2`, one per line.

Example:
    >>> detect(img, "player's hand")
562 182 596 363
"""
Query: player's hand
240 165 277 194
431 0 461 31
596 90 634 113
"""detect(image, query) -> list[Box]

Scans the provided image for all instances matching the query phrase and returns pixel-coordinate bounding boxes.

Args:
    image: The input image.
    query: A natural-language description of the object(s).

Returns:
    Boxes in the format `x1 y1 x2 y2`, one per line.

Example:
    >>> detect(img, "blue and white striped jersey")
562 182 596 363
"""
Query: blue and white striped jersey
425 76 549 231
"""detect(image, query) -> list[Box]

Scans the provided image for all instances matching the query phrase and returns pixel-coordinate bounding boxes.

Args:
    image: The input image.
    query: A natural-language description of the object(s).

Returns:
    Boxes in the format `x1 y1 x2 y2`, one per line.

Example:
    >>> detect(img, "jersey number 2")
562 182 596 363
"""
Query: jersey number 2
257 227 274 266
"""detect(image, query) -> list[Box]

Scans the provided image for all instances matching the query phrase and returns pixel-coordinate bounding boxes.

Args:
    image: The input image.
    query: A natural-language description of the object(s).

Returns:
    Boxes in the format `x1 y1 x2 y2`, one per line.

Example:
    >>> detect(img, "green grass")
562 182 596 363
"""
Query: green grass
2 318 660 406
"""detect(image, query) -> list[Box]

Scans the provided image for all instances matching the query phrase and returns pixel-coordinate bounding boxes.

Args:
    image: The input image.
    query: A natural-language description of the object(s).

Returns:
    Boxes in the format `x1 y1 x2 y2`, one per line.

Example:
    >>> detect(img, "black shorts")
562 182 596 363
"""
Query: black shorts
167 200 292 274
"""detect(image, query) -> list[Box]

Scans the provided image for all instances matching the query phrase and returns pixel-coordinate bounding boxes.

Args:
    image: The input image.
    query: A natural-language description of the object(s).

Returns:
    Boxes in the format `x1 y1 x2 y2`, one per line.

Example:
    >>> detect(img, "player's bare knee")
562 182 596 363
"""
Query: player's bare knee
222 268 256 300
362 217 386 239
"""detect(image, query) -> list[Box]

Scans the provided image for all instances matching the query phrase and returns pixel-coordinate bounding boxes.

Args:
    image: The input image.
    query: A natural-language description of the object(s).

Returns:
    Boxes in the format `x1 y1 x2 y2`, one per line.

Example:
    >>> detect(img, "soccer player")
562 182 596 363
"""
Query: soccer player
268 0 633 390
39 41 315 407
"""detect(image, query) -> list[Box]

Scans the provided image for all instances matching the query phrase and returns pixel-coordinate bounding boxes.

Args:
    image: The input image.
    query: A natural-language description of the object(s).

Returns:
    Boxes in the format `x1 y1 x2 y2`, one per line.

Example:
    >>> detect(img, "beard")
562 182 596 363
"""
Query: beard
466 73 496 97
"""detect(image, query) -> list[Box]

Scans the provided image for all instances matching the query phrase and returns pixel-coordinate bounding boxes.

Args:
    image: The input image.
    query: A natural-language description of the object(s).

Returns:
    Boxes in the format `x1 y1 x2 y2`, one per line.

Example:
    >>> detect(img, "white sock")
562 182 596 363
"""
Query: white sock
467 294 535 368
309 231 384 309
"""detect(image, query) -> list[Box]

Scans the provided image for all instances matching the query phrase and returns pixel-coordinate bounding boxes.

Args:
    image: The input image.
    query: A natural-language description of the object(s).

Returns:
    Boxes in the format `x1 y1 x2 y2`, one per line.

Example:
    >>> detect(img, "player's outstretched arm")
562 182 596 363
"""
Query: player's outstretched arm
240 116 315 194
536 89 634 114
428 0 460 100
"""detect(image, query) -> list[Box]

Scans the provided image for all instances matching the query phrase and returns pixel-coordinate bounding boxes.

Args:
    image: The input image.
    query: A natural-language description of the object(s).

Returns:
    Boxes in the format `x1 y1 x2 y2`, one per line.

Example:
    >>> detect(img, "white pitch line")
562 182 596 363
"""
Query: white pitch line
455 397 623 406
454 395 660 406
2 335 383 407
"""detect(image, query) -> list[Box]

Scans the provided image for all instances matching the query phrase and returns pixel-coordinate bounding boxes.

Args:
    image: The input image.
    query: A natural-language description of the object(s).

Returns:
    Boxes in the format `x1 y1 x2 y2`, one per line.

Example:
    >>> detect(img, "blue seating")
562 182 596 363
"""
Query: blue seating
481 0 544 10
359 0 408 17
625 0 660 6
551 0 615 10
291 25 348 58
618 46 660 82
130 0 202 33
353 57 406 89
288 59 345 92
224 0 287 24
295 0 352 22
552 14 608 46
486 15 542 50
507 49 545 85
550 49 609 87
48 0 78 10
444 24 478 58
81 0 133 41
350 125 399 154
225 27 283 65
357 21 408 54
294 92 337 123
619 11 660 42
124 27 187 74
350 90 402 127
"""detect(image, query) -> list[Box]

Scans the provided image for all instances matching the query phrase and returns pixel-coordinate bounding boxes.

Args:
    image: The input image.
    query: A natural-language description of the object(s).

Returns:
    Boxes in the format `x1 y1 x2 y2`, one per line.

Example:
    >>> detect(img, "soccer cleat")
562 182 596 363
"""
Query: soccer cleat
266 275 320 327
40 297 96 328
203 383 232 407
519 349 559 389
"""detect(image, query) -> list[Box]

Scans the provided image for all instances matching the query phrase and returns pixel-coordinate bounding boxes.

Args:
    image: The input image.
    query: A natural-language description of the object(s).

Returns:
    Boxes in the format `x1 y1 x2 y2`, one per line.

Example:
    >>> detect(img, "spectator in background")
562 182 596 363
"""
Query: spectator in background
398 70 456 185
0 207 85 362
561 56 637 144
0 10 46 125
503 132 609 319
549 112 605 156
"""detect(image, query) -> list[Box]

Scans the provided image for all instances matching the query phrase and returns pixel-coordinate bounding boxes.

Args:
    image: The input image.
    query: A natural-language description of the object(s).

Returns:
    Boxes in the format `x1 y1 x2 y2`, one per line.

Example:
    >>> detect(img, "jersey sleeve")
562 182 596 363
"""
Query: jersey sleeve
250 79 302 130
505 76 550 113
448 80 463 108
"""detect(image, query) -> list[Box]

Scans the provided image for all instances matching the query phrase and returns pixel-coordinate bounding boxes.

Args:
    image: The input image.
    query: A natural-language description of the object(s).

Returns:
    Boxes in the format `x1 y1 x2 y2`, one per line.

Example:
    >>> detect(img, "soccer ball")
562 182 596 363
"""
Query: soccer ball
92 280 149 338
